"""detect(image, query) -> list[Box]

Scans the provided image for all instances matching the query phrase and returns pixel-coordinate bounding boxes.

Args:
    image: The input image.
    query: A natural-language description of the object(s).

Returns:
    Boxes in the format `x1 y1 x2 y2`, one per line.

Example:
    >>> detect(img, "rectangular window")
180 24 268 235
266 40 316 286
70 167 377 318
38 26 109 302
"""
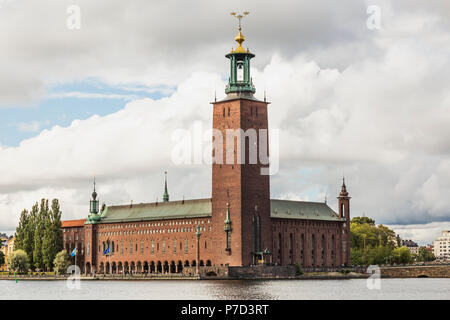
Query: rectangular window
226 232 231 250
173 240 177 254
162 240 166 254
151 240 154 254
87 243 90 255
185 239 188 254
120 241 123 255
140 241 144 254
130 240 133 254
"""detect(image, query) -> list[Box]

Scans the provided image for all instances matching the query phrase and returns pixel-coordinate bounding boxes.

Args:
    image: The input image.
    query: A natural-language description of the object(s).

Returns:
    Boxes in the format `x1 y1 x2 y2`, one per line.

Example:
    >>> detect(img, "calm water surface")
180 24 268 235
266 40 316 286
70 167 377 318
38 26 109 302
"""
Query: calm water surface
1 279 449 300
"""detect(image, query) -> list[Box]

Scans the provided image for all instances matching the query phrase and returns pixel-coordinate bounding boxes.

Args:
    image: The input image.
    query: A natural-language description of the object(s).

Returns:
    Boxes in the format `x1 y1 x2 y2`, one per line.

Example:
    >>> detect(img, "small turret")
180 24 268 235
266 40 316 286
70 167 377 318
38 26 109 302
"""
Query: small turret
163 171 169 202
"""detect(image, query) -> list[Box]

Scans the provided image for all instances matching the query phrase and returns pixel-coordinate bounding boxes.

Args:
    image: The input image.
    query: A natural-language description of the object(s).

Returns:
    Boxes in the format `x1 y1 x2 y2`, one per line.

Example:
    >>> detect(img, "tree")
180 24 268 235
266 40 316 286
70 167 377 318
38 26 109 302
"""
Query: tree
351 217 375 225
7 250 29 273
0 250 5 267
350 216 397 266
418 247 435 262
53 250 70 275
393 246 412 264
14 204 38 267
43 199 63 270
33 199 49 270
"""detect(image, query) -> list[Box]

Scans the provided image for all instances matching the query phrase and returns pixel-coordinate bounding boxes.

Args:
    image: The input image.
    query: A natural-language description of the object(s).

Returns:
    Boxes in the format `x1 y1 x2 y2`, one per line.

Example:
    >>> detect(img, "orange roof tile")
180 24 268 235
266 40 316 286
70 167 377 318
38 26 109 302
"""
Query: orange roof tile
61 219 86 228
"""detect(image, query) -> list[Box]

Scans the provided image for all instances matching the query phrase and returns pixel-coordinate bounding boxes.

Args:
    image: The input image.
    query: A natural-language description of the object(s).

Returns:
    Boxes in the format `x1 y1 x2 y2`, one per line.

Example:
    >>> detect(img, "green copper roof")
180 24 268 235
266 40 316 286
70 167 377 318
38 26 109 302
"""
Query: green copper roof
92 198 342 224
270 199 342 221
98 199 212 223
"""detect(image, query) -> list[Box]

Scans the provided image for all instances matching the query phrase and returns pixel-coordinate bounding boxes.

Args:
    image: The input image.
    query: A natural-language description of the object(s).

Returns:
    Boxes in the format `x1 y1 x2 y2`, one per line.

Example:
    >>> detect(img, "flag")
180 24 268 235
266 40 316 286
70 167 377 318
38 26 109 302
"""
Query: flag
71 248 77 257
104 245 110 255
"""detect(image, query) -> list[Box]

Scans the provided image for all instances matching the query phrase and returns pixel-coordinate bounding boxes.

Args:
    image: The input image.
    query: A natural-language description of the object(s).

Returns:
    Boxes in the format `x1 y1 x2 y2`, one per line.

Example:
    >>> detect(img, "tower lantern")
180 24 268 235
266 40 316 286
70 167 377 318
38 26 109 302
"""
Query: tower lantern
226 12 255 94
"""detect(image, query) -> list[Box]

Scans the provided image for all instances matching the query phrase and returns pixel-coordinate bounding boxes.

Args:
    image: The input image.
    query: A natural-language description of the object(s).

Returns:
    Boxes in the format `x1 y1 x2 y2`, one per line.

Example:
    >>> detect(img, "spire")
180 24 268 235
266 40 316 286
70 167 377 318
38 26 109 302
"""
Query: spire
89 177 99 216
339 176 349 197
224 202 232 231
163 171 169 202
230 12 249 53
92 176 97 200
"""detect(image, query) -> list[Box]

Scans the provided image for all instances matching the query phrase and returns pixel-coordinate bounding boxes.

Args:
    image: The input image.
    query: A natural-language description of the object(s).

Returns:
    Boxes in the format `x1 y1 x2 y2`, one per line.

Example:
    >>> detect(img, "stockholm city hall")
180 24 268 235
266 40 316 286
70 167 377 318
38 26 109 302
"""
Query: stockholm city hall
61 15 351 275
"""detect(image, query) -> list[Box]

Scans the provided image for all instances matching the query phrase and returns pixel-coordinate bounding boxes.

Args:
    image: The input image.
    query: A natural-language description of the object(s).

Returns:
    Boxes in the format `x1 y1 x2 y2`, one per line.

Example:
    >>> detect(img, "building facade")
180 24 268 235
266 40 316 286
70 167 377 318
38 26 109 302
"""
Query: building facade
433 231 450 260
62 22 351 275
402 239 419 255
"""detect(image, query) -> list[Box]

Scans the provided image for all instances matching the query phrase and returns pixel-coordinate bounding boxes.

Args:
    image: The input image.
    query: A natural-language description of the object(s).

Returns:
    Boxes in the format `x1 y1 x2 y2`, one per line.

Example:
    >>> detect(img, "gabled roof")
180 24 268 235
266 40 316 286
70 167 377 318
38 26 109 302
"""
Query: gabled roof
270 199 342 221
92 198 342 224
61 219 86 228
99 199 212 223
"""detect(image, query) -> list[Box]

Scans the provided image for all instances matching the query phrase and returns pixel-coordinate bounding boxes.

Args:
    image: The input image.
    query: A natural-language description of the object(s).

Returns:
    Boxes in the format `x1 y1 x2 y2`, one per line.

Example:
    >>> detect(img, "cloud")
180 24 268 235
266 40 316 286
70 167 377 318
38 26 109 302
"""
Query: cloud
388 222 450 246
1 1 450 246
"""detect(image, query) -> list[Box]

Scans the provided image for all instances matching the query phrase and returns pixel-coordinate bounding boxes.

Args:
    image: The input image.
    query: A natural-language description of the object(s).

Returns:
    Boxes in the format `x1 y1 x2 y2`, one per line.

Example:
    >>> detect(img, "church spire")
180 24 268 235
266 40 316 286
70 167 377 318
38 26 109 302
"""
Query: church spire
340 176 349 197
163 171 169 202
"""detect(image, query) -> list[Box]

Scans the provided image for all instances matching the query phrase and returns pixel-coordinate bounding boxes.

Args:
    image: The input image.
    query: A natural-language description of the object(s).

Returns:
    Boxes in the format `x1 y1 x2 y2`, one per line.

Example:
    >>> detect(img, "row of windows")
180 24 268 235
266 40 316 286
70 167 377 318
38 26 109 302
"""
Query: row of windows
100 239 204 256
99 220 211 230
99 226 209 237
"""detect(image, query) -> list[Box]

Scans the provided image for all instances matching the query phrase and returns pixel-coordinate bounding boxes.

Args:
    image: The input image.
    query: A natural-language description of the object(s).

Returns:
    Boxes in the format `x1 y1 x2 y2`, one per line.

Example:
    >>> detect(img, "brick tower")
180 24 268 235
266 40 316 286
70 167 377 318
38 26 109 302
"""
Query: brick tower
338 178 351 266
211 13 272 266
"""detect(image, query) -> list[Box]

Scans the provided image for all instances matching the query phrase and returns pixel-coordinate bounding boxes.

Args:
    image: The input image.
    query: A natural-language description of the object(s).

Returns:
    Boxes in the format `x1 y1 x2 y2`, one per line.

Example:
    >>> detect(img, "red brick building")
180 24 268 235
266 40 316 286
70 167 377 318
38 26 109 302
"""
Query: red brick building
62 22 351 275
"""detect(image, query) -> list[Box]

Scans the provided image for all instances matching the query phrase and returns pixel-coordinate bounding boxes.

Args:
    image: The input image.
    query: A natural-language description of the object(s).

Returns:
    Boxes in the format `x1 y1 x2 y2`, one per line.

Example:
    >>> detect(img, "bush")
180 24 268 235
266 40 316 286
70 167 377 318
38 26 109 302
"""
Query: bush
7 250 29 273
53 250 70 275
294 262 303 275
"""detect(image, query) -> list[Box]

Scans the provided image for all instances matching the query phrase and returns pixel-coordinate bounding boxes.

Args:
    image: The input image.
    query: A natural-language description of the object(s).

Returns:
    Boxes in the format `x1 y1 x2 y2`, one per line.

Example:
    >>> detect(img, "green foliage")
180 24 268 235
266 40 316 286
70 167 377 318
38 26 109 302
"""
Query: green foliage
350 216 398 266
392 246 412 264
294 262 303 275
0 250 5 266
417 247 435 262
33 199 48 270
7 249 29 273
43 199 63 270
351 217 375 225
14 198 63 272
53 250 70 275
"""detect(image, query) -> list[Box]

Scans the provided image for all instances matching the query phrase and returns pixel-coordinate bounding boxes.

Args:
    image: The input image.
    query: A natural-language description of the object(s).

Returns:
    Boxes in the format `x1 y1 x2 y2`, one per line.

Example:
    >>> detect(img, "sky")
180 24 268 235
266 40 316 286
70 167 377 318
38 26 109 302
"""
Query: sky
1 0 450 245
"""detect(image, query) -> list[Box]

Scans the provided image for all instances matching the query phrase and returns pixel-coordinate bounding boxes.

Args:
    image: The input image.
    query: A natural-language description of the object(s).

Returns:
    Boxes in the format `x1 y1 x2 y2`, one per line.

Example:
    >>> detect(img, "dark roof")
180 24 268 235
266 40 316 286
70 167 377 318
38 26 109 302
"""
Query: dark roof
92 198 342 224
402 240 419 247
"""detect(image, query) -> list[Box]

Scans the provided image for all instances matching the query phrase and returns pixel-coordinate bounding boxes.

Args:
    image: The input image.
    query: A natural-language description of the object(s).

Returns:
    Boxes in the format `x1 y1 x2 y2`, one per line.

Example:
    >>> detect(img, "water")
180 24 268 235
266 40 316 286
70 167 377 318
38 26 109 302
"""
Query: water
1 279 449 300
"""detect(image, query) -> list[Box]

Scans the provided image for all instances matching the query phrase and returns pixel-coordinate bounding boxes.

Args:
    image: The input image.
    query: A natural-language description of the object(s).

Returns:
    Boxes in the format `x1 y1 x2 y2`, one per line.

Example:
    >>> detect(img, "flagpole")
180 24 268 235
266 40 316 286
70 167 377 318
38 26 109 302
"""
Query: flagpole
75 246 77 270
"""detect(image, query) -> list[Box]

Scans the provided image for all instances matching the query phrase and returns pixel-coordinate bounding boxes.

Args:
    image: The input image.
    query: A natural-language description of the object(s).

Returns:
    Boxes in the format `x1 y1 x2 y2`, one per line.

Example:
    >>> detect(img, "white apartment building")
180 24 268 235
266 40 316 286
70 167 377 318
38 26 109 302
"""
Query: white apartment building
433 230 450 260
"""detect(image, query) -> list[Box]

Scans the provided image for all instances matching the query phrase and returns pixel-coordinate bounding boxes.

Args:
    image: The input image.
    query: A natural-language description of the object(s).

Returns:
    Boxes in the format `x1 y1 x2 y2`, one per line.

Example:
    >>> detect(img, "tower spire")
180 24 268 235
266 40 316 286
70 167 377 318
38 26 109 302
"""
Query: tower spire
225 12 255 95
163 171 169 202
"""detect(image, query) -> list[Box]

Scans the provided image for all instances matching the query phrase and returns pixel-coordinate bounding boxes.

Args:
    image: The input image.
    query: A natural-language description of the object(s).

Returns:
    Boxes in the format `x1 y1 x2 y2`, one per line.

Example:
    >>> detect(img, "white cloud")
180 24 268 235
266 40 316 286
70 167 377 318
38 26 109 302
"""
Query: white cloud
1 1 450 242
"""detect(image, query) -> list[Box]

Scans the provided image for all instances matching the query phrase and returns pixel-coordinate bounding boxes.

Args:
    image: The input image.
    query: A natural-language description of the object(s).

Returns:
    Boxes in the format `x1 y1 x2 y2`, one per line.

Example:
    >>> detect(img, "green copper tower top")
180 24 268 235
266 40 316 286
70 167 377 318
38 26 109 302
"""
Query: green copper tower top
163 171 169 202
225 12 255 95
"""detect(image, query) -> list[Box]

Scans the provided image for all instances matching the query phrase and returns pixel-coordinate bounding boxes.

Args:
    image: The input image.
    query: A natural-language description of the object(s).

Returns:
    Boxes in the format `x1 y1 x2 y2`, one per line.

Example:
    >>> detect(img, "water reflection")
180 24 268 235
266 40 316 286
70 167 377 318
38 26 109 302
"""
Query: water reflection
0 279 449 300
203 280 275 300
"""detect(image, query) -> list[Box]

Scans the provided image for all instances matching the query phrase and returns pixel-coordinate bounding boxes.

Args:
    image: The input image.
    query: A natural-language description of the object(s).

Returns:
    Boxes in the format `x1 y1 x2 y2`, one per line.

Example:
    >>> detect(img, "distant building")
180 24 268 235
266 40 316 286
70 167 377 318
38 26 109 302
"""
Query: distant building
1 237 15 271
60 21 352 275
425 244 434 253
402 240 419 255
433 231 450 260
